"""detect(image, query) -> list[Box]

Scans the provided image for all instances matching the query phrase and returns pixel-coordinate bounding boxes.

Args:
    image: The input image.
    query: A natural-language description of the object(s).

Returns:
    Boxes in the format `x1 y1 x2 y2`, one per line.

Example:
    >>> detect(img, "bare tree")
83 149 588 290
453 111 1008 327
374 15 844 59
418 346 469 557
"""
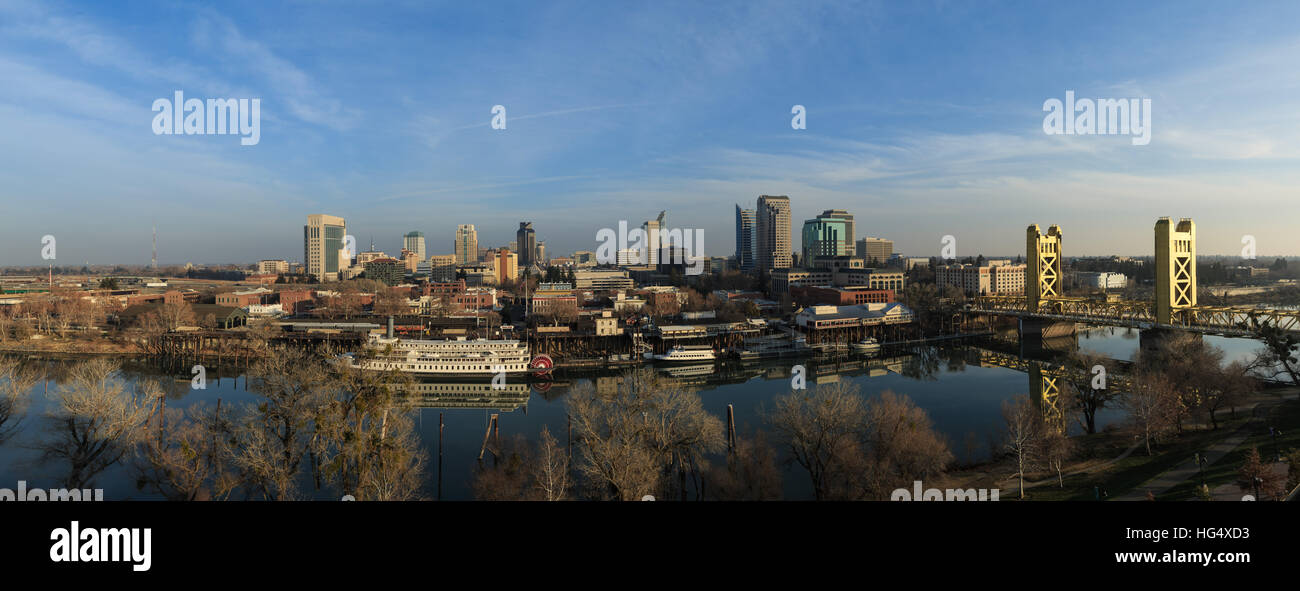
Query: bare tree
229 347 330 500
0 358 40 445
704 431 783 501
1038 428 1075 488
1122 371 1181 455
531 427 571 501
864 390 954 496
1002 394 1043 499
1060 350 1117 435
38 359 157 488
157 301 196 331
767 381 869 500
568 369 724 500
134 402 237 500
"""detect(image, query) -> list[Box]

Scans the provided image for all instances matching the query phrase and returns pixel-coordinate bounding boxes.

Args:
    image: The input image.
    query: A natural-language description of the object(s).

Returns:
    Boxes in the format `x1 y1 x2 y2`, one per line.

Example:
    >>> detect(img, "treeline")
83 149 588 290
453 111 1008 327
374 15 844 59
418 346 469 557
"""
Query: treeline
0 349 426 500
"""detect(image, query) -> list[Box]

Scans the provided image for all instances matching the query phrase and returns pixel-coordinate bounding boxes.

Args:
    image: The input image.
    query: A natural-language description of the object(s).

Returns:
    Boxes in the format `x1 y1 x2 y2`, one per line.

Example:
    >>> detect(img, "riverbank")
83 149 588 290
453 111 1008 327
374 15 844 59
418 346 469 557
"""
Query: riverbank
938 390 1300 501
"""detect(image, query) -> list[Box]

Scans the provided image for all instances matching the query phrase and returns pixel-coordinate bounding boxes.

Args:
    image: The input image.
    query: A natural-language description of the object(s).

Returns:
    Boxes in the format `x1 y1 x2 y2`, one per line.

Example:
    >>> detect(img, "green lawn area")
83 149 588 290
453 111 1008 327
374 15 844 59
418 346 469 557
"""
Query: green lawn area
1161 397 1300 501
1012 411 1256 502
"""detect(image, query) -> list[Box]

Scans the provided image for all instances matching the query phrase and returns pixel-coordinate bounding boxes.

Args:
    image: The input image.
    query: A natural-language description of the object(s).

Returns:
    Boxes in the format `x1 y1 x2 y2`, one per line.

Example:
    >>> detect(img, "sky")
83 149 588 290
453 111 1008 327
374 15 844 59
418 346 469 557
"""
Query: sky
1 0 1298 267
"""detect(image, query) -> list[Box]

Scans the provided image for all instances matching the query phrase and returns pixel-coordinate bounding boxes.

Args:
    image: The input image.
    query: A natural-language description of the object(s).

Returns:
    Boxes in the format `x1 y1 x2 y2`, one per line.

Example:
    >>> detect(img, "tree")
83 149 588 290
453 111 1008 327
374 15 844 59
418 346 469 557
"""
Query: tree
1123 371 1180 455
133 402 238 501
767 381 868 500
567 369 724 500
704 431 783 501
230 348 331 500
863 390 953 495
768 383 952 500
1236 447 1285 500
1039 428 1075 488
1060 350 1118 434
157 301 195 331
1002 395 1043 499
1247 318 1300 387
38 359 157 488
0 358 40 445
98 277 120 290
531 427 571 501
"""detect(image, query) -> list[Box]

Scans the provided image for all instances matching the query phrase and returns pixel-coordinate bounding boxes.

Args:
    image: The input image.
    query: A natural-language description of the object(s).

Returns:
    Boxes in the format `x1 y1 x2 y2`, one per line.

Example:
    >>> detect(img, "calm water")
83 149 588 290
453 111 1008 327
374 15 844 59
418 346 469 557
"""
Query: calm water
0 332 1269 500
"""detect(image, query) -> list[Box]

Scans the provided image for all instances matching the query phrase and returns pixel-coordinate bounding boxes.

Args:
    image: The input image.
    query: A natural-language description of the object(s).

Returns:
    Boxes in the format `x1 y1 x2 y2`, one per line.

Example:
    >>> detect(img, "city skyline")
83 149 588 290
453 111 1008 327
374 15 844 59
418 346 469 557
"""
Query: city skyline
4 1 1300 266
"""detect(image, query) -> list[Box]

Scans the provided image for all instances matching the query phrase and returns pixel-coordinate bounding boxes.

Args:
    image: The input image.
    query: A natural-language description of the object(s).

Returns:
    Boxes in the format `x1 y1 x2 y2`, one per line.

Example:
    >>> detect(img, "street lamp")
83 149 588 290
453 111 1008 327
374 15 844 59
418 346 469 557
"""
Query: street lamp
1195 452 1207 488
1270 427 1283 462
1253 476 1262 501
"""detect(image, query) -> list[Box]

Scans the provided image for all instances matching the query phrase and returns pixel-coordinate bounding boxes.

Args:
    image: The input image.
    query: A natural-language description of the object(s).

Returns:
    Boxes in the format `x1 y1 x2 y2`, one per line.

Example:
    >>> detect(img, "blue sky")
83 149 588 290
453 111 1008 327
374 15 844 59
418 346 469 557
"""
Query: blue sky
2 0 1299 267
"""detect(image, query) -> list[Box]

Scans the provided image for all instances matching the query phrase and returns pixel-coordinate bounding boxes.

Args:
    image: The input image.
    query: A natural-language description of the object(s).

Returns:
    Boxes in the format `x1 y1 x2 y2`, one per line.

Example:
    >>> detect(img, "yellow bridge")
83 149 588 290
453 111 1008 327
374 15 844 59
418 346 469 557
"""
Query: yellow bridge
967 218 1300 337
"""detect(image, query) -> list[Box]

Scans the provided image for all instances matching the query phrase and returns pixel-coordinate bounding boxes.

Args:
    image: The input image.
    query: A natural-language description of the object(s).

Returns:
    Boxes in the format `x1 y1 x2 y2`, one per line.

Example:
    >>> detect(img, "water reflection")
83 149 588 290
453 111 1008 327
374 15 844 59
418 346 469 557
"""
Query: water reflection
0 329 1278 500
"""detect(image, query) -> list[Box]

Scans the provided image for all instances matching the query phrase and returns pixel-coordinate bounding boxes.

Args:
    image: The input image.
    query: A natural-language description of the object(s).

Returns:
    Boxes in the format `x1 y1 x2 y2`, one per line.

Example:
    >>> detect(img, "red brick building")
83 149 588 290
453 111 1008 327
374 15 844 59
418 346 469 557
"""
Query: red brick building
791 285 894 307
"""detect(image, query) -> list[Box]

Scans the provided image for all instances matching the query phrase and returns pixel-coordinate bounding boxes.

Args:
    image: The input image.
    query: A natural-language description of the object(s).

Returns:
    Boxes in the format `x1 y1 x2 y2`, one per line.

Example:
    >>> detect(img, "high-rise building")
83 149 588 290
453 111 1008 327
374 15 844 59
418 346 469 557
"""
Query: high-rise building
494 248 519 284
516 222 536 267
403 231 426 261
802 209 854 260
856 237 893 264
455 225 478 264
535 241 546 264
734 204 755 273
755 195 791 272
642 211 666 266
304 214 346 282
428 254 456 282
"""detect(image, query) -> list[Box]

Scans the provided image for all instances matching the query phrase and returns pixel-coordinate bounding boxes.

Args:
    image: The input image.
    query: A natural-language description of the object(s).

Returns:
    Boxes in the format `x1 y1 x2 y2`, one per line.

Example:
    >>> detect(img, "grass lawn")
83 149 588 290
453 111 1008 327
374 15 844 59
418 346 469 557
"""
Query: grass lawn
1007 411 1255 501
1160 397 1300 501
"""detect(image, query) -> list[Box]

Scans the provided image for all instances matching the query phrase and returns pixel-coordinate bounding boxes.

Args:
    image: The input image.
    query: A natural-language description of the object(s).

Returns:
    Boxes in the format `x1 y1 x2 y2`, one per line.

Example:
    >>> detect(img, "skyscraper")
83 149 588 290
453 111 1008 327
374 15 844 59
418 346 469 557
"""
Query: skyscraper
403 231 426 261
802 209 854 260
642 211 666 266
734 204 755 273
516 222 536 267
455 224 478 264
755 195 791 271
304 214 347 281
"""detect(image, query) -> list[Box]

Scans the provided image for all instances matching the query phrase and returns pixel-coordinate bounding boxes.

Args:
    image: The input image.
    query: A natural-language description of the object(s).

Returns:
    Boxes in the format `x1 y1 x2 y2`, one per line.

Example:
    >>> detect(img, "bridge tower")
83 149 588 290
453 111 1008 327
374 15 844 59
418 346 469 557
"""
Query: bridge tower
1029 363 1065 433
1026 224 1063 311
1154 217 1196 324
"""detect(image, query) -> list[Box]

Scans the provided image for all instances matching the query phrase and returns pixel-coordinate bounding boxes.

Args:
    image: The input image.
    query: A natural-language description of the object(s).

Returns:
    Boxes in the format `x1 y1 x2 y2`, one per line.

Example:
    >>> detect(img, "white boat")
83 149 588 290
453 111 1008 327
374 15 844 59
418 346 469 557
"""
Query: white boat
853 338 882 355
344 334 532 376
650 345 716 363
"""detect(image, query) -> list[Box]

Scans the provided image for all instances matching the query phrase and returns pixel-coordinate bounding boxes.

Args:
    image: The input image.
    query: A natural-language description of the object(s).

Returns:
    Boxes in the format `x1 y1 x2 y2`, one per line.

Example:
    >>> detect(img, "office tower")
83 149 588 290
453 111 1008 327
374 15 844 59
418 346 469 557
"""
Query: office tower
755 195 791 271
856 237 894 264
641 211 666 266
802 209 854 260
735 204 755 273
455 224 478 264
304 214 347 281
535 241 546 264
495 248 519 284
403 231 426 261
516 222 536 267
428 254 457 282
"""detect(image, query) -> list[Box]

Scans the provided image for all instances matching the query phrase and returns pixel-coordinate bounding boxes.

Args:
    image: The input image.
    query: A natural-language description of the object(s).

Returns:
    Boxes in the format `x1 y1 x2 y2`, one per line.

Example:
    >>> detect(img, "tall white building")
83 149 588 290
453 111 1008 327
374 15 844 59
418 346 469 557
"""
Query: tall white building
304 214 346 282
